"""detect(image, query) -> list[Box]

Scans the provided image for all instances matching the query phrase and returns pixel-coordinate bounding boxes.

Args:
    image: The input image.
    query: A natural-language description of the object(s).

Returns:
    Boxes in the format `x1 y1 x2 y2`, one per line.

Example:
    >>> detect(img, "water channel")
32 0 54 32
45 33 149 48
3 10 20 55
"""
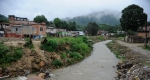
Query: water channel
4 40 119 80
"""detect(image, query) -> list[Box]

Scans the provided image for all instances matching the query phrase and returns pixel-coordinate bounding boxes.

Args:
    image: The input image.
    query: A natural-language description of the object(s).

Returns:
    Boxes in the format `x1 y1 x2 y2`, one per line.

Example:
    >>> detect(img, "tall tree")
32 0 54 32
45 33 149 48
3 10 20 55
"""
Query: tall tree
86 22 98 36
33 15 48 25
53 18 62 28
120 4 147 32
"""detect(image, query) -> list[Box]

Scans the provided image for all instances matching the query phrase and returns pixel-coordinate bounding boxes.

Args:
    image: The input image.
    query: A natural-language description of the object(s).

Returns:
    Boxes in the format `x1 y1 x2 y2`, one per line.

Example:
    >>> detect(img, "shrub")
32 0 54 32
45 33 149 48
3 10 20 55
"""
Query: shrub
12 47 23 61
24 38 34 49
69 52 83 61
61 52 67 59
52 59 63 68
99 36 104 41
82 36 88 43
41 40 58 52
0 42 23 64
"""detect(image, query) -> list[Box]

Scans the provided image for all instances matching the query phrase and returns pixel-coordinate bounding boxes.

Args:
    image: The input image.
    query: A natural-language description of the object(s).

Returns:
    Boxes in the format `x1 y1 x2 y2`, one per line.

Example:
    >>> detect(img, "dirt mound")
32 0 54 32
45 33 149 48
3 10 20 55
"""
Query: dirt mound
0 40 61 78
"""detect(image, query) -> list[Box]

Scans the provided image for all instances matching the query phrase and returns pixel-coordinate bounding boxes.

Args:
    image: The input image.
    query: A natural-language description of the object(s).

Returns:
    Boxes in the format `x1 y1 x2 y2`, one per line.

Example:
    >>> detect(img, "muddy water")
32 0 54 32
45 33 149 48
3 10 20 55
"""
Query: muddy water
44 40 119 80
4 40 119 80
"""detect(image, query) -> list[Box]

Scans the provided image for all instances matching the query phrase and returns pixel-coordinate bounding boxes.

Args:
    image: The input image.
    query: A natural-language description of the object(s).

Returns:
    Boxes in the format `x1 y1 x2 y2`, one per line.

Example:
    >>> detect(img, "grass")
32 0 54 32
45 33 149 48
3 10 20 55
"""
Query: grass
106 40 126 61
142 45 150 51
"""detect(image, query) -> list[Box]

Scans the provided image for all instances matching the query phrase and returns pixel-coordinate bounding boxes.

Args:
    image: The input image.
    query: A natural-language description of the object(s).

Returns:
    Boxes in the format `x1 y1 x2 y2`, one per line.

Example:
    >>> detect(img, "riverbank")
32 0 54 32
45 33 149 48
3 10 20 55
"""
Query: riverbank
0 36 104 79
106 40 150 80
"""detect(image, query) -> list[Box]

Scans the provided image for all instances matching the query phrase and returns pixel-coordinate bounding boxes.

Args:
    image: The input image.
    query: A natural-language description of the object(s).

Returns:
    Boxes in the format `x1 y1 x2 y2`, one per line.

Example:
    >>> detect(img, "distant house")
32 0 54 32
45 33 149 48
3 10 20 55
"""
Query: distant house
46 25 67 37
97 30 109 36
0 22 9 37
4 15 46 38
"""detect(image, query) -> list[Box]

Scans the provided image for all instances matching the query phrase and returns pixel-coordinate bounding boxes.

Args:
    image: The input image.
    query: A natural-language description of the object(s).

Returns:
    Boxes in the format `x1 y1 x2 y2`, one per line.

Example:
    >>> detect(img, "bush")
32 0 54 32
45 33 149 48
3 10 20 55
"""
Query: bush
61 52 67 59
99 36 104 41
52 59 63 68
0 42 23 64
41 40 58 52
24 38 34 49
69 52 83 61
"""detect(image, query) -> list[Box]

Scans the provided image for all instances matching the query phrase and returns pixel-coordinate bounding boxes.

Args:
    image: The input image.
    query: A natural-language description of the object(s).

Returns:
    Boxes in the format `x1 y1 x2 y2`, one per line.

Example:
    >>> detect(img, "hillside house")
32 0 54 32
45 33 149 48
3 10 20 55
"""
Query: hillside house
0 22 9 37
4 15 46 38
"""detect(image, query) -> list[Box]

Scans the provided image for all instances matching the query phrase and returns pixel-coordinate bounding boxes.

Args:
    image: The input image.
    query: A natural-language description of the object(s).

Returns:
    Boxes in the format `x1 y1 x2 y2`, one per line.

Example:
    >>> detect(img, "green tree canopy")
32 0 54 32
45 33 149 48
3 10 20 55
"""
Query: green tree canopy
33 15 48 25
120 4 147 32
86 22 98 36
0 14 8 22
53 18 62 28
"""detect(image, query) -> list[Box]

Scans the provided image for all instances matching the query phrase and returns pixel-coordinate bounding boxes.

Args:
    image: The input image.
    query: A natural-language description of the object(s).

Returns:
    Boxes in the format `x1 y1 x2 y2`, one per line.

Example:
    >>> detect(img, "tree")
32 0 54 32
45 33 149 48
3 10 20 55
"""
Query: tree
33 15 48 25
120 4 147 32
0 14 8 22
86 22 98 36
53 18 62 28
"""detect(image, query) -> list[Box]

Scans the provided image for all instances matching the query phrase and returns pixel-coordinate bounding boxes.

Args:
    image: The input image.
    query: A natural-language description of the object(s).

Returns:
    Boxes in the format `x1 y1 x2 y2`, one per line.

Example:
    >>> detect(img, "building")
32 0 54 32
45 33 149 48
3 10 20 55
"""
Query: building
4 15 46 38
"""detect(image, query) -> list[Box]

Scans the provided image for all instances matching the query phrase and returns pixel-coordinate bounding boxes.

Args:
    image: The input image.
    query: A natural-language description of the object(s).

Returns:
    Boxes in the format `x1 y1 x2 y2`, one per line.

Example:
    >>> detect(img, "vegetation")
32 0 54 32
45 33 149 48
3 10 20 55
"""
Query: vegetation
0 41 23 64
52 59 63 68
24 38 34 49
142 46 150 51
53 17 78 31
106 40 126 61
63 11 120 26
120 4 147 32
98 24 121 33
0 14 8 22
85 22 98 36
41 36 93 67
33 15 48 25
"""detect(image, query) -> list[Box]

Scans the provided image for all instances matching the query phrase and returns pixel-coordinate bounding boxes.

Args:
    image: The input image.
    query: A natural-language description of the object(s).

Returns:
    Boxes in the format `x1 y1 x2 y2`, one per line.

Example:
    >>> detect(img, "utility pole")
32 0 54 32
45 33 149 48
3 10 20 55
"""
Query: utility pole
144 20 148 47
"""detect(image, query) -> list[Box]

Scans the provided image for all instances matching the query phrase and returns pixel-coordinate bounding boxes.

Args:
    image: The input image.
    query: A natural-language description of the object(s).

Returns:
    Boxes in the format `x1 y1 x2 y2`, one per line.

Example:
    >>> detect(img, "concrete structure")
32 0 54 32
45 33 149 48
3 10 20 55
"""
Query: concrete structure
4 15 46 38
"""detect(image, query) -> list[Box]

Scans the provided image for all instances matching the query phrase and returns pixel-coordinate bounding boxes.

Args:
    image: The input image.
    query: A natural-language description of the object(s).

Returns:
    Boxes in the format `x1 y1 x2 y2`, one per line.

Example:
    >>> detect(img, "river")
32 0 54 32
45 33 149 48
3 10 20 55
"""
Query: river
4 40 119 80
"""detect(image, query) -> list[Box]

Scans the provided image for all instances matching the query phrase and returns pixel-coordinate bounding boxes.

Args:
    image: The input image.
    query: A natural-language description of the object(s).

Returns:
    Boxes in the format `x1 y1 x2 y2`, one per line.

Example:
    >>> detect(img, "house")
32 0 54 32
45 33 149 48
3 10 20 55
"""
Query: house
0 22 9 37
97 30 109 36
4 15 46 38
46 25 67 37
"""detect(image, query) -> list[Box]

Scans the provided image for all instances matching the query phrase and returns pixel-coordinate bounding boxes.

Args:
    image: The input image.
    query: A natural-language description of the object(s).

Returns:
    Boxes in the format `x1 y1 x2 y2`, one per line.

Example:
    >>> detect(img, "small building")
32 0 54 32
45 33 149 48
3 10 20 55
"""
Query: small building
4 15 46 38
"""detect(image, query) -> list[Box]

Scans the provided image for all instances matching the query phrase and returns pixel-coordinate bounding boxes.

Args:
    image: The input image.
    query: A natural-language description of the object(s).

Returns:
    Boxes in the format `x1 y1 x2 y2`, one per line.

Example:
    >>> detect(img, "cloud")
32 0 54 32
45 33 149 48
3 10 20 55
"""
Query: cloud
0 0 150 21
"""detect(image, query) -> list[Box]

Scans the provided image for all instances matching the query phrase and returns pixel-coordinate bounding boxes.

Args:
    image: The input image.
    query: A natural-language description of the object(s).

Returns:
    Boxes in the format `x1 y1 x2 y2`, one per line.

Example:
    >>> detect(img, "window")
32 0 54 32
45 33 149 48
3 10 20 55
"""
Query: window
40 27 43 31
16 28 18 31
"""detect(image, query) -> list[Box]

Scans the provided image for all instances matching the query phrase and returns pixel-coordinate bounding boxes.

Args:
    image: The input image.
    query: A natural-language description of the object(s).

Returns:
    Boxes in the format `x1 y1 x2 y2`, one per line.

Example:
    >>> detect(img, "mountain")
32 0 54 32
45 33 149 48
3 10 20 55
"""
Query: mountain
63 10 121 26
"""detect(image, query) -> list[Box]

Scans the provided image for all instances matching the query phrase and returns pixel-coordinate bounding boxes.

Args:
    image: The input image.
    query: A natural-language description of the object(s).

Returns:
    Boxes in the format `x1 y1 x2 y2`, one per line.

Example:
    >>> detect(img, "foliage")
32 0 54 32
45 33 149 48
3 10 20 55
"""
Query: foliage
52 59 63 68
41 40 58 52
63 11 120 26
68 52 83 61
24 38 34 49
0 42 23 64
99 36 104 41
61 52 67 59
120 4 147 32
53 18 77 31
86 22 98 36
33 15 48 25
0 14 8 22
98 24 121 33
106 40 126 61
142 46 150 51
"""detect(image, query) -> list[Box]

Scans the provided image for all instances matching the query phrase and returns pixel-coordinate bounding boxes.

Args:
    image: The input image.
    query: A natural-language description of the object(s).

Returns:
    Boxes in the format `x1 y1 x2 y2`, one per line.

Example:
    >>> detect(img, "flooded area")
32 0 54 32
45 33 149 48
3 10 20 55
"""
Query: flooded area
4 40 119 80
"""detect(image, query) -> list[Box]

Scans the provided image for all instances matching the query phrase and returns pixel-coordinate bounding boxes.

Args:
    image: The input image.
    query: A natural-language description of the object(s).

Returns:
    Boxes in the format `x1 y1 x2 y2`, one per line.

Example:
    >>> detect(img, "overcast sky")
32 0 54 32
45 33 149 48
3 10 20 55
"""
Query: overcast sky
0 0 150 21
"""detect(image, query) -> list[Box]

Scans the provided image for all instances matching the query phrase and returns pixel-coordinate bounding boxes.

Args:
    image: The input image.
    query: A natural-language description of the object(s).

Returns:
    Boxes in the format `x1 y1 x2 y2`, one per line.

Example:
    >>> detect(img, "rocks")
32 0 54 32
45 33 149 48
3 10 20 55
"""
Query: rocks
39 61 45 68
37 73 46 79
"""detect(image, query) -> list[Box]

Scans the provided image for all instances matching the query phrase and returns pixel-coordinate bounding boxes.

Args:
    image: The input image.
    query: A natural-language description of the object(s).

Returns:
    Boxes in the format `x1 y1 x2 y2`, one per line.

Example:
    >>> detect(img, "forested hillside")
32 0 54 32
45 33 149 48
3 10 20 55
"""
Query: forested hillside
0 14 8 22
63 11 121 26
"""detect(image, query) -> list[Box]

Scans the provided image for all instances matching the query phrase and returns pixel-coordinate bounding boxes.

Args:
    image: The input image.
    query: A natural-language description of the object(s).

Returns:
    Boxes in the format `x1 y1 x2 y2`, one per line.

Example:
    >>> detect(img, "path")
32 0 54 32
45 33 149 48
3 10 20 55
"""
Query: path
117 40 150 57
44 40 119 80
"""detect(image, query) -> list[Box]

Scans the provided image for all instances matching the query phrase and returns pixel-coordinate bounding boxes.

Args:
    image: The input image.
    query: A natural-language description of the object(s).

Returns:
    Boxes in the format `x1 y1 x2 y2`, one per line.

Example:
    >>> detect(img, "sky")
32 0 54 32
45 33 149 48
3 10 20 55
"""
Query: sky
0 0 150 21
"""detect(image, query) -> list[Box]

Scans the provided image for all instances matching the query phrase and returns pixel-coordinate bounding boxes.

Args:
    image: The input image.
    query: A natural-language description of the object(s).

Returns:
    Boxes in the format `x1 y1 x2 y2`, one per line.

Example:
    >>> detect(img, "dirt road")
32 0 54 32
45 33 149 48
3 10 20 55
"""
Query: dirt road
117 40 150 57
